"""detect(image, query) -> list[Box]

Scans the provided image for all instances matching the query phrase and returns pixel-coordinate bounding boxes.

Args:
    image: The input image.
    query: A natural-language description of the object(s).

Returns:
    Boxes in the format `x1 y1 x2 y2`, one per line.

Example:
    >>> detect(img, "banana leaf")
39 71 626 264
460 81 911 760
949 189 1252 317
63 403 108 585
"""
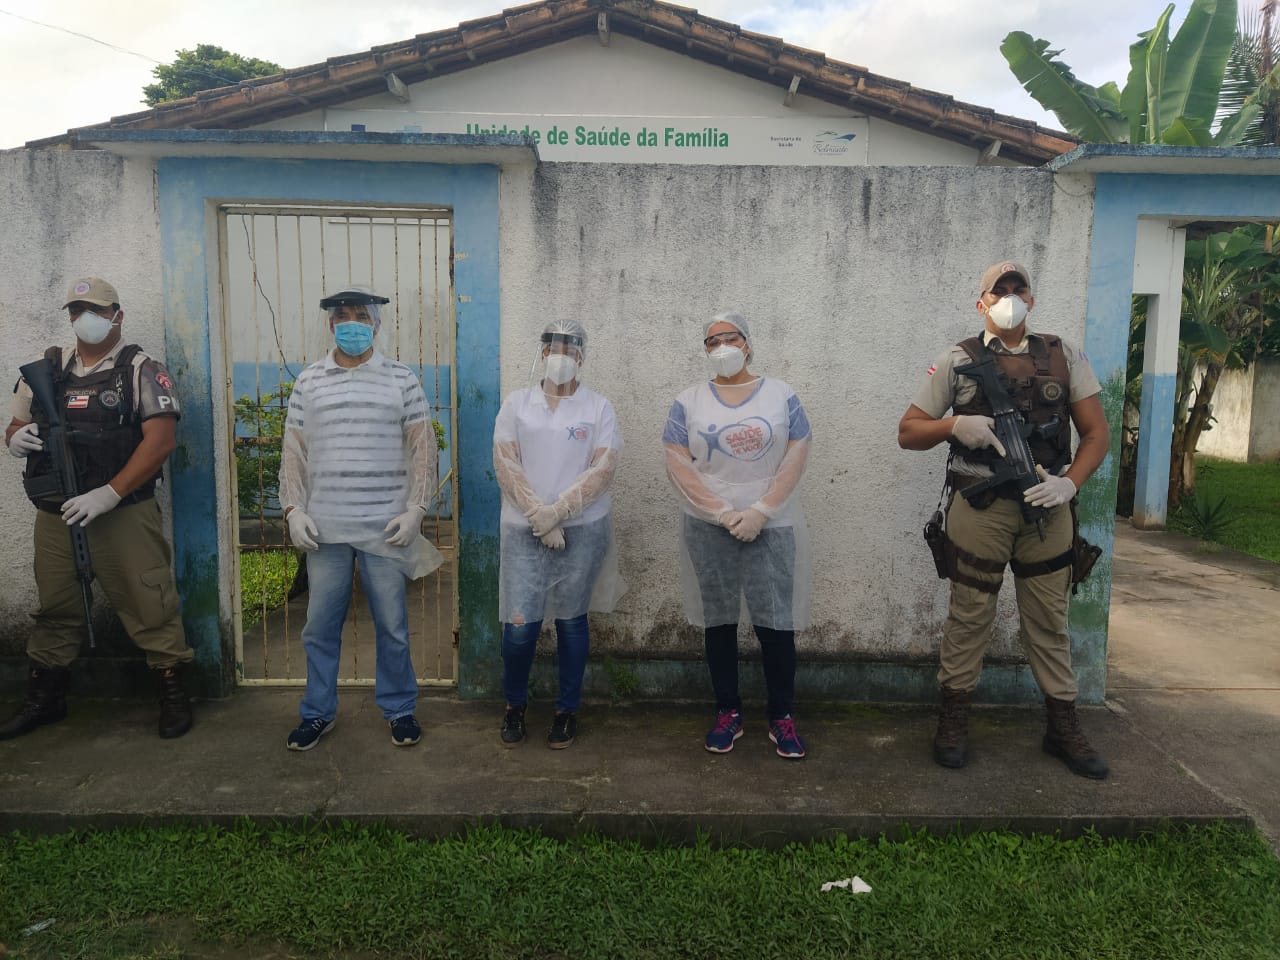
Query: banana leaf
1000 31 1128 142
1146 5 1175 142
1214 101 1264 144
1160 117 1210 144
1159 0 1239 137
1122 33 1153 142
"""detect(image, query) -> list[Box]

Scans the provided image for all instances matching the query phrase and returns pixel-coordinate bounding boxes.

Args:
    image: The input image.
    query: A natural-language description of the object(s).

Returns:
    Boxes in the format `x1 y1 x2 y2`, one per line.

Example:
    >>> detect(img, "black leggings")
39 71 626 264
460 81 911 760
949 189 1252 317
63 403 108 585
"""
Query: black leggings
704 623 796 721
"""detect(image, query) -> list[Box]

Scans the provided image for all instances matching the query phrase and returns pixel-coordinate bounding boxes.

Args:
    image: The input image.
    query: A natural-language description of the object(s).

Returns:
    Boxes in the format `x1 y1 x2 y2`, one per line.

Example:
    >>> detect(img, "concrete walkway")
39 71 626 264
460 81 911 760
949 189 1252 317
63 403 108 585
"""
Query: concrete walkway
1 522 1276 847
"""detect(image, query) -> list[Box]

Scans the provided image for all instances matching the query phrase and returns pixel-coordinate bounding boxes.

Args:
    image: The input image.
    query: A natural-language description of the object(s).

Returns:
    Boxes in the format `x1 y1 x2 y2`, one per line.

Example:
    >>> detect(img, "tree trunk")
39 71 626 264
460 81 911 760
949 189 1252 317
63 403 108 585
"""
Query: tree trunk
1175 361 1224 502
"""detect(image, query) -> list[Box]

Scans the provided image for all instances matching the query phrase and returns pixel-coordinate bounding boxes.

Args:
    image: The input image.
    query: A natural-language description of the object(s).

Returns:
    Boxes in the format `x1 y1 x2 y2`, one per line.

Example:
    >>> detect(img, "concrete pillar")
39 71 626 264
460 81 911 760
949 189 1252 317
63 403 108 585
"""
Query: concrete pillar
1130 218 1186 529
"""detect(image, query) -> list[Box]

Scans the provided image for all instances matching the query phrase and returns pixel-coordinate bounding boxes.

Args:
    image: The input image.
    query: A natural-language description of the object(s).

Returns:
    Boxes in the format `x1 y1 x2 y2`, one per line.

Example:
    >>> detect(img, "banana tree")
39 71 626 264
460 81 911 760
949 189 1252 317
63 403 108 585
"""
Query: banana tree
1002 0 1262 145
1170 228 1270 502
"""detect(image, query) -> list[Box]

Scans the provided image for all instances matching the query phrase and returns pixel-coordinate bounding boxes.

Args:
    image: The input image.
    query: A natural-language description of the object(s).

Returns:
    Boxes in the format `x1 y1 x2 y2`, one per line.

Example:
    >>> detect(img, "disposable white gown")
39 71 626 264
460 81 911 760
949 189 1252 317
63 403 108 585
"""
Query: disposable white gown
664 378 812 630
278 354 443 580
493 385 625 623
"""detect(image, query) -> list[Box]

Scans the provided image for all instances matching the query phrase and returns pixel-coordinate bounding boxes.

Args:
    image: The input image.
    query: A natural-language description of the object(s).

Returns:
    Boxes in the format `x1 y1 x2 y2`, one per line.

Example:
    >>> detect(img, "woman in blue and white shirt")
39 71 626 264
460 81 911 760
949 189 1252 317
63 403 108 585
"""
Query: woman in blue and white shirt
493 320 624 750
663 312 812 759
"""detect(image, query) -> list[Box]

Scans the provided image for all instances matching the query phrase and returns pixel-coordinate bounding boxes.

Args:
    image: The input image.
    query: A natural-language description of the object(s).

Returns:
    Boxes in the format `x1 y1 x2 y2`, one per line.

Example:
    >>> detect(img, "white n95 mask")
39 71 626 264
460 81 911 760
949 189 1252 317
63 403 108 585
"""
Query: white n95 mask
544 354 579 386
707 344 746 378
72 311 118 345
987 295 1029 330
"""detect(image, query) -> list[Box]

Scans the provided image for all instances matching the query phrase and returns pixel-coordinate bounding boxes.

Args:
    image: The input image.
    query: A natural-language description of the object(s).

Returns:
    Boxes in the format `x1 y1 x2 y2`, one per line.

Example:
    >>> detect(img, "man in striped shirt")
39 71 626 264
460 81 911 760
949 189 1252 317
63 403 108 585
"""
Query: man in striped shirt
278 288 439 752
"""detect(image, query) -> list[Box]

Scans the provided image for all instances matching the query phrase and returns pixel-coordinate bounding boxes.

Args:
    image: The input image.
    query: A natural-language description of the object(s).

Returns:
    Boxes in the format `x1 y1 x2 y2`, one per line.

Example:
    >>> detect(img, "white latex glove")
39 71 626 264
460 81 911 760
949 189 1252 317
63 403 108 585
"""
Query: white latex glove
718 509 742 530
539 527 566 550
1024 465 1077 508
525 502 569 538
7 422 43 458
61 483 122 527
951 415 1007 457
727 508 767 543
286 508 320 551
384 507 426 547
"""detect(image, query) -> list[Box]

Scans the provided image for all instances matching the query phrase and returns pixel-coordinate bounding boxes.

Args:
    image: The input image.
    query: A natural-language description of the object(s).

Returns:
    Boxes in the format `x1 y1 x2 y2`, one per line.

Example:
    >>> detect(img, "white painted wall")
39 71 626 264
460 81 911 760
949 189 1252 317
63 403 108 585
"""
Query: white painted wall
261 34 990 166
0 150 1094 666
1195 358 1280 463
497 162 1094 658
1250 359 1280 460
0 148 168 646
1194 364 1253 461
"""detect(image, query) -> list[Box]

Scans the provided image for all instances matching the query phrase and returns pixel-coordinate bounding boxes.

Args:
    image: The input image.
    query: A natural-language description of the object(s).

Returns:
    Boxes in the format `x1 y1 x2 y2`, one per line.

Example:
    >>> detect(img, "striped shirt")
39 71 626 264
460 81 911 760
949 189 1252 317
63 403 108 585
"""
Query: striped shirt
280 350 430 543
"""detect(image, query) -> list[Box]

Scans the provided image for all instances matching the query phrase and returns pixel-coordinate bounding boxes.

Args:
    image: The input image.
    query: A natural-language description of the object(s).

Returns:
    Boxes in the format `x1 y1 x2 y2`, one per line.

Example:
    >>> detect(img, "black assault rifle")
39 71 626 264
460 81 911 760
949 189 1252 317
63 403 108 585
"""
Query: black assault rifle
20 358 96 648
952 352 1050 541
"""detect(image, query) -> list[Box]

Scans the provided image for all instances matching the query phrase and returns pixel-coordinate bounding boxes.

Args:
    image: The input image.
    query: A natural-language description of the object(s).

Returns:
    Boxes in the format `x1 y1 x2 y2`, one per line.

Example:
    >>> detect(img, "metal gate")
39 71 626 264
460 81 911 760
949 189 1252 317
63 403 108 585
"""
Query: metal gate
219 203 458 686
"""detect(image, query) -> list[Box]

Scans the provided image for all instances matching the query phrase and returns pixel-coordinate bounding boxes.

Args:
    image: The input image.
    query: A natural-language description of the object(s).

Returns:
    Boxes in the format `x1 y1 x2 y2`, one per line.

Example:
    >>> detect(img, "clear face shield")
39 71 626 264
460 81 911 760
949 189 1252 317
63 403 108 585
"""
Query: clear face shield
318 289 389 356
530 327 586 391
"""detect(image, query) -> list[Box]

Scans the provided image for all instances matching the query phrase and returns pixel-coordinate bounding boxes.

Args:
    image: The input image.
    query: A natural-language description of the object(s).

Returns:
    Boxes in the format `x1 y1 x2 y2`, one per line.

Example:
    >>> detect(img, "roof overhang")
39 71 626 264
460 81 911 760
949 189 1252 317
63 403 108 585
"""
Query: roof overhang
69 128 540 165
25 0 1076 166
1046 143 1280 176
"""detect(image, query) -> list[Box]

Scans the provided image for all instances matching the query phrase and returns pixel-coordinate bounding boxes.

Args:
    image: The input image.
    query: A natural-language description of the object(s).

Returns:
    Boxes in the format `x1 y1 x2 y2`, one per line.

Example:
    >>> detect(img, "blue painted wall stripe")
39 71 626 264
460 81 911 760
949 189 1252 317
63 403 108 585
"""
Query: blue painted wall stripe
1080 171 1280 700
156 157 501 696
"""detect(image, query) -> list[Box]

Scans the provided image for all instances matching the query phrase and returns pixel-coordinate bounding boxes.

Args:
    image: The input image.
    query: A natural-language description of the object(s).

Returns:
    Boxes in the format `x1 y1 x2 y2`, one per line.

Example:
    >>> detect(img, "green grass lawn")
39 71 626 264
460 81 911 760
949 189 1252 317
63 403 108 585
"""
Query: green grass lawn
2 822 1278 959
1169 458 1280 562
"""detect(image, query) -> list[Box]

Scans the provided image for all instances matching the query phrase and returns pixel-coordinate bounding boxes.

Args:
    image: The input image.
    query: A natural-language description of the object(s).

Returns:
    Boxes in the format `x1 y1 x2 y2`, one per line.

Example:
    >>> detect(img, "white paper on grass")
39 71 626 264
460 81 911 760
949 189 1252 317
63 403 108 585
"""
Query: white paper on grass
820 876 872 893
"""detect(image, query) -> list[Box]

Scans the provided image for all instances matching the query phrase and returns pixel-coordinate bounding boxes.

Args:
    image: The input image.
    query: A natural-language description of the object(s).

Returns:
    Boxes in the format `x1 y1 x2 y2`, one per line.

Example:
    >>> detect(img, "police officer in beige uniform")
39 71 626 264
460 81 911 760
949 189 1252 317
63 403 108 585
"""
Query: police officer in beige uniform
897 262 1110 779
2 278 194 741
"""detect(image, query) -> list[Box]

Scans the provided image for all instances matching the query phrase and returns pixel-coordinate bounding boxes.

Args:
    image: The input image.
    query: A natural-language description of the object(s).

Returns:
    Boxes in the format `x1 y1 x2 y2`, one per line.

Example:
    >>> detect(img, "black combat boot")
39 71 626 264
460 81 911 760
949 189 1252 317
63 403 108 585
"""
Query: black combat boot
933 686 969 768
0 661 70 740
157 663 193 739
1043 696 1109 779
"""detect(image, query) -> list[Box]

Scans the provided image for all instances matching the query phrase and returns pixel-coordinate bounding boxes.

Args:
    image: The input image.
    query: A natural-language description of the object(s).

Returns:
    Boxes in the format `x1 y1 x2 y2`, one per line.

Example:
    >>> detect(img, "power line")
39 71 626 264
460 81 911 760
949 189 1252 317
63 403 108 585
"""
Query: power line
0 7 281 93
0 7 165 65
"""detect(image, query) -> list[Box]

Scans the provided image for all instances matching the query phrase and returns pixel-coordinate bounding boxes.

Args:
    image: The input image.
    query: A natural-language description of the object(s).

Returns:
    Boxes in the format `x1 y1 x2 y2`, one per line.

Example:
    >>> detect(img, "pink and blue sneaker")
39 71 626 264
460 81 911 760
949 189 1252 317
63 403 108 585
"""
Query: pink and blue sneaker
768 715 807 759
704 708 744 753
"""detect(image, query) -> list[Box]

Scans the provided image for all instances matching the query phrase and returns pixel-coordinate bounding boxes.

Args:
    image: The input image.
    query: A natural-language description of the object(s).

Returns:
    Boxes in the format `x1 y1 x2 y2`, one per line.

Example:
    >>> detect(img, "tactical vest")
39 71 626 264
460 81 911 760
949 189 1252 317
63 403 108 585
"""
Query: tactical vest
23 344 158 510
948 334 1072 472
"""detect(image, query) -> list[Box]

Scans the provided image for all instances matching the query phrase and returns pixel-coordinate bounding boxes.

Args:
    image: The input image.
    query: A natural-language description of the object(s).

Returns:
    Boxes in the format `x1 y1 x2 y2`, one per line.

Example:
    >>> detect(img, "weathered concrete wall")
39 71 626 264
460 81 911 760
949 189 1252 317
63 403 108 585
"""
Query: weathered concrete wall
497 162 1095 670
1250 359 1280 461
1195 363 1254 462
0 151 1096 700
0 148 166 655
1197 358 1280 463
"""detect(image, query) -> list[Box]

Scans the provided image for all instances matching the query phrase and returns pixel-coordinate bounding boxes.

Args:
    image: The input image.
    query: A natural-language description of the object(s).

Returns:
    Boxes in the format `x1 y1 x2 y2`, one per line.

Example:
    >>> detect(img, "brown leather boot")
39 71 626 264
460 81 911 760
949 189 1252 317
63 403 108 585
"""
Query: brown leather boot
157 663 193 739
1043 696 1109 779
0 661 70 740
933 686 969 768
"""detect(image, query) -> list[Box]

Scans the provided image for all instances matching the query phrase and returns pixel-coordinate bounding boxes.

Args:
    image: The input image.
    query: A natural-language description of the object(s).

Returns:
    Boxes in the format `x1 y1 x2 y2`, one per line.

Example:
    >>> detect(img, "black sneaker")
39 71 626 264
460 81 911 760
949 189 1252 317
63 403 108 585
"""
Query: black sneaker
286 717 334 751
547 712 577 749
389 714 422 747
501 705 527 747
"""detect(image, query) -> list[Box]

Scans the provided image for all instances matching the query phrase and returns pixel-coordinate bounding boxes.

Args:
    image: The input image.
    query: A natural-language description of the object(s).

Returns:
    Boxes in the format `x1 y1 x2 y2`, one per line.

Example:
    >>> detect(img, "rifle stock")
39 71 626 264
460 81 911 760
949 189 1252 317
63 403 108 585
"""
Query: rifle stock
19 358 97 648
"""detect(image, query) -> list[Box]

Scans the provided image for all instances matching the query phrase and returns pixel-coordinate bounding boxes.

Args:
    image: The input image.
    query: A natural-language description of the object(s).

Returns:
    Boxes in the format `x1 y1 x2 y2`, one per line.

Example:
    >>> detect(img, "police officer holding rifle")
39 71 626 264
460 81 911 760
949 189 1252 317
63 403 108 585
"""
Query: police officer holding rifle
3 278 194 741
898 261 1110 779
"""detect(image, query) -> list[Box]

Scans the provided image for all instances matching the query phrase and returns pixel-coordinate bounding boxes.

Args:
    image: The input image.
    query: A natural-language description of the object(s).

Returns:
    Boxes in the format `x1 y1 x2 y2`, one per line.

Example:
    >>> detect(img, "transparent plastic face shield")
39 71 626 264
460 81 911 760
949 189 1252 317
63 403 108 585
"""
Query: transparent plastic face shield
529 320 587 391
318 288 388 337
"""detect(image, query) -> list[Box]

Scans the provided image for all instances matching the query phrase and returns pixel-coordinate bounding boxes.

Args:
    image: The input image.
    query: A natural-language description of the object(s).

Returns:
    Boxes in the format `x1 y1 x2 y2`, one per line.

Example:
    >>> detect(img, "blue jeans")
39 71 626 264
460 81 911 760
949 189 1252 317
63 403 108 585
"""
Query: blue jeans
299 542 418 723
502 613 590 714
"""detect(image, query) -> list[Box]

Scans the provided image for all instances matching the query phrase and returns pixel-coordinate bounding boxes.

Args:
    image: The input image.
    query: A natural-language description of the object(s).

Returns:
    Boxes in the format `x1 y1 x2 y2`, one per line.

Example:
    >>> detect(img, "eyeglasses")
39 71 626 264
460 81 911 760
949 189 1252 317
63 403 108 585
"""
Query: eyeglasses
703 331 745 349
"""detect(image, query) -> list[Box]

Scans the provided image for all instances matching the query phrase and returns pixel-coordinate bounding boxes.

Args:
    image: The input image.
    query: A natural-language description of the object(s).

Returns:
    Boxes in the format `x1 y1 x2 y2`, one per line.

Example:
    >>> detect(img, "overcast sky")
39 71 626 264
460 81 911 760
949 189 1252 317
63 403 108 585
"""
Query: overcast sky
0 0 1228 149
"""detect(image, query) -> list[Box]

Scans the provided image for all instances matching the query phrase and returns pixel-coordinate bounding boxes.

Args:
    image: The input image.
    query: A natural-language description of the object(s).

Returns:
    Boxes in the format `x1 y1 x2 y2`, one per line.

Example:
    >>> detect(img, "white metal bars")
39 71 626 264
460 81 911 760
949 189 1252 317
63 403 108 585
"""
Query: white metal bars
218 203 459 686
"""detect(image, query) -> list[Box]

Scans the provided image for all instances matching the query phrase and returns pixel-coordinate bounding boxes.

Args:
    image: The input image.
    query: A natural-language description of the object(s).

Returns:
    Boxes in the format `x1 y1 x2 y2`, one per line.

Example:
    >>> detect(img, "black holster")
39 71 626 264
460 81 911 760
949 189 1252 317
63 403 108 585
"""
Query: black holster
924 509 950 580
1070 499 1102 589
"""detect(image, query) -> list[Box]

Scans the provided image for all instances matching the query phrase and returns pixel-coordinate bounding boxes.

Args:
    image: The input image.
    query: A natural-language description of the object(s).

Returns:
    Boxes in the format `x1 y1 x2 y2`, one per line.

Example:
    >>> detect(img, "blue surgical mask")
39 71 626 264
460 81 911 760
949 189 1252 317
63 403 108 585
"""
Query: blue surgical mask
334 321 374 356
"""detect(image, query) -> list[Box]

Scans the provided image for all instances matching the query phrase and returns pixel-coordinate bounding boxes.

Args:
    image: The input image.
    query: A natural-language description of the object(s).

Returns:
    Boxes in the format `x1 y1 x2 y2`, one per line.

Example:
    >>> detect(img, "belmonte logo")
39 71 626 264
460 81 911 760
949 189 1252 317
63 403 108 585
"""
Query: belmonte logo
812 130 857 155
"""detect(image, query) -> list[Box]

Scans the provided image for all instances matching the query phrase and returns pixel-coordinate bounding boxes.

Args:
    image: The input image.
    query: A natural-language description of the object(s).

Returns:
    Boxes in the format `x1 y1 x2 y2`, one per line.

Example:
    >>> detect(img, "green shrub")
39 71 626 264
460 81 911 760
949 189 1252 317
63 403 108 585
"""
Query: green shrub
239 549 296 626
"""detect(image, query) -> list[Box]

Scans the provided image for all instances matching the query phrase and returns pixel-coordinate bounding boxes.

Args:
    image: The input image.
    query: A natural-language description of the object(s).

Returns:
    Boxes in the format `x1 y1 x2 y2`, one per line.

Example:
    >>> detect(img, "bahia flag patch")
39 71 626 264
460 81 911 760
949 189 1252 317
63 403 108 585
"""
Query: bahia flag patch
66 394 90 409
926 363 937 377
